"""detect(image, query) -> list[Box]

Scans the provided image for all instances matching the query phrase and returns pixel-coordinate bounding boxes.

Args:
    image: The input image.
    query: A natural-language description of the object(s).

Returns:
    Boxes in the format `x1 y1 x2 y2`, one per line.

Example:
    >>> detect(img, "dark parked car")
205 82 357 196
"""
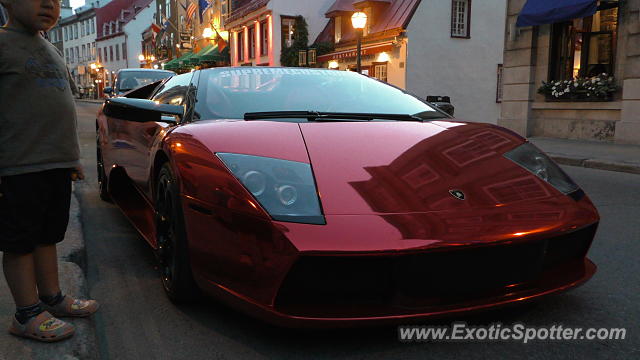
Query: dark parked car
104 68 175 97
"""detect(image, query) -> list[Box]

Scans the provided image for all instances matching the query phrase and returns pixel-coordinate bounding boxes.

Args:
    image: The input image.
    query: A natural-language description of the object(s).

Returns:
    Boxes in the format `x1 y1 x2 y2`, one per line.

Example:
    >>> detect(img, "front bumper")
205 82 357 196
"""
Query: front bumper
193 223 598 328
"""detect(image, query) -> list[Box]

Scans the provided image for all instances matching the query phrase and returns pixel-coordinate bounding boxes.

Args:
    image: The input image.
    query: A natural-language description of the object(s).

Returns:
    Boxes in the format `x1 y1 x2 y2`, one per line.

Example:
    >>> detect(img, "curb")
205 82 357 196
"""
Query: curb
549 154 640 175
75 99 104 104
0 190 99 360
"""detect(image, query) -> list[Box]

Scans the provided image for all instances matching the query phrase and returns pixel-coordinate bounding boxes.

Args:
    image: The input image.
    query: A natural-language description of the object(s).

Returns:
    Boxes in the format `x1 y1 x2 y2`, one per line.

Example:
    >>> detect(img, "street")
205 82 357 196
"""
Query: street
73 102 639 359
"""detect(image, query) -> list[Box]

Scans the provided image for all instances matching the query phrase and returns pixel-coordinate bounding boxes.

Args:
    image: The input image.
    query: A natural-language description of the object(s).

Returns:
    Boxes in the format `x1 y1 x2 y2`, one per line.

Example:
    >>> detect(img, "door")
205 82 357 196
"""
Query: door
107 72 194 196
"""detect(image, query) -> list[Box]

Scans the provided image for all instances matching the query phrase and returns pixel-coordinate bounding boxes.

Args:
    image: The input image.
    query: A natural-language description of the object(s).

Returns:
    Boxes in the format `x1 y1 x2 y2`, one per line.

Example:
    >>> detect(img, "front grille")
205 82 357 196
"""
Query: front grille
275 224 597 313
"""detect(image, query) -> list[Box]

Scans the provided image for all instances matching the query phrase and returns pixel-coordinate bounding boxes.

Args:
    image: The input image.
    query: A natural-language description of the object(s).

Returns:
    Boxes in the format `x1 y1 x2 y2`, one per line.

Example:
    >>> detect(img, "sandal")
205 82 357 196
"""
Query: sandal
42 295 99 318
8 311 75 342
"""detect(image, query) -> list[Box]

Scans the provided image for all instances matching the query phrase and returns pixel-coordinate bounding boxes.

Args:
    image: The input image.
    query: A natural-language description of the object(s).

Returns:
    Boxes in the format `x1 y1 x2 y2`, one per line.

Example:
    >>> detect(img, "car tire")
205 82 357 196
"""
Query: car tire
155 162 198 303
96 129 111 202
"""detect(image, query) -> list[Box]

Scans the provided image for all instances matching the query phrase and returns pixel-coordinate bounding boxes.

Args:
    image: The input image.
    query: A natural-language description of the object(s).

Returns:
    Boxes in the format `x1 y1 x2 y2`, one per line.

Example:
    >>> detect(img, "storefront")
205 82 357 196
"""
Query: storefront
500 0 640 144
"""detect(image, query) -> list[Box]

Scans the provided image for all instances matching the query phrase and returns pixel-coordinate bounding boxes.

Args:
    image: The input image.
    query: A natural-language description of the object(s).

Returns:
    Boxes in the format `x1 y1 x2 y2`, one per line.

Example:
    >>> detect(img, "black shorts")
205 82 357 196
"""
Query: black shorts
0 168 72 254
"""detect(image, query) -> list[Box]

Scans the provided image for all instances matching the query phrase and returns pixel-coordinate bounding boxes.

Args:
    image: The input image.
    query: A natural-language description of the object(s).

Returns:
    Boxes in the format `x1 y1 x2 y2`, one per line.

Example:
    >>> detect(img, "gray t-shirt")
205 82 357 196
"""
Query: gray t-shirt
0 27 80 176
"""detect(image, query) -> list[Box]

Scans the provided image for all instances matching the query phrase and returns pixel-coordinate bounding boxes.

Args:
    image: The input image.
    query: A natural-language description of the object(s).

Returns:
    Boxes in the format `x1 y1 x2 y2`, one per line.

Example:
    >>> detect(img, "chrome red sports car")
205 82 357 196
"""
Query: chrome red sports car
96 68 599 327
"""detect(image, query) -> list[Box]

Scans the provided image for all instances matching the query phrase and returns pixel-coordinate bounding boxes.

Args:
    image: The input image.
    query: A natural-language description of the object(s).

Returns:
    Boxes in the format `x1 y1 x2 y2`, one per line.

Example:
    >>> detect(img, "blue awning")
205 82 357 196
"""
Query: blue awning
516 0 597 27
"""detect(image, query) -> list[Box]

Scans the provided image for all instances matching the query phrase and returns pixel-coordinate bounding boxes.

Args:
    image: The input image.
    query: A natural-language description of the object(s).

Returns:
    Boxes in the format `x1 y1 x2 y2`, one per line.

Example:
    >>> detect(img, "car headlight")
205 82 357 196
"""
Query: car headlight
216 153 325 224
504 143 579 195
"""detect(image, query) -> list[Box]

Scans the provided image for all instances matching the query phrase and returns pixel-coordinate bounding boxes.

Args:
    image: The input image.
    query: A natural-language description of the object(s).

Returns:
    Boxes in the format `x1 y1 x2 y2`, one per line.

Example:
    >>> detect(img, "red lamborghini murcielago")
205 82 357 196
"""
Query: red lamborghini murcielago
96 68 599 327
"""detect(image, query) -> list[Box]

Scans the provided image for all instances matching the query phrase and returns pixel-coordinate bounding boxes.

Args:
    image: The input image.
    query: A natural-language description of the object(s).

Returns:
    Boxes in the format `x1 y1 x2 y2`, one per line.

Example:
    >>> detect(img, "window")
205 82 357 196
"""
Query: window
92 42 96 59
298 50 307 66
496 64 503 103
115 44 120 61
374 63 388 82
248 26 255 59
98 47 101 62
152 72 194 106
308 48 316 65
64 26 68 41
281 17 295 48
74 23 78 39
165 0 171 18
82 44 86 61
70 48 74 63
86 20 90 35
122 43 127 60
109 46 113 62
451 0 471 38
549 3 618 80
65 48 69 63
75 47 79 63
81 21 85 37
237 31 244 62
91 18 95 34
260 20 268 56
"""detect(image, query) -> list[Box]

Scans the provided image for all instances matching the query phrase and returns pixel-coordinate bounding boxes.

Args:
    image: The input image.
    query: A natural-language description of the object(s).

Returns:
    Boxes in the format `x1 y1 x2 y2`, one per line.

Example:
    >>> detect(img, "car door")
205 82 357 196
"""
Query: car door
108 72 194 196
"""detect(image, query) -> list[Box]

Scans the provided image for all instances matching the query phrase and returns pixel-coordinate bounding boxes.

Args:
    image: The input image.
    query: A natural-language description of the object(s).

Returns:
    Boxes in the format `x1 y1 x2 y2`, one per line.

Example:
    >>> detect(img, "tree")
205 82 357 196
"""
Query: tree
280 16 309 67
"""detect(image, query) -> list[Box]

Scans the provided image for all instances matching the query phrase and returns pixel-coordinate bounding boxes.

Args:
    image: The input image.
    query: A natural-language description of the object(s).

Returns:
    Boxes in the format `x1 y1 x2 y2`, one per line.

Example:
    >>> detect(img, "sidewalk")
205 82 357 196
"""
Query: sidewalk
0 190 98 360
529 137 640 175
75 98 104 104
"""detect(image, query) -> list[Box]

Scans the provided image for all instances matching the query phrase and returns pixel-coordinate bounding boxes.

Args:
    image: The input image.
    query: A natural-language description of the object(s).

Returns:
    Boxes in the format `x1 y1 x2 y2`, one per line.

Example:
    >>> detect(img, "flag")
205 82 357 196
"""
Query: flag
157 15 170 40
186 1 197 28
198 0 212 24
212 26 227 52
150 23 161 33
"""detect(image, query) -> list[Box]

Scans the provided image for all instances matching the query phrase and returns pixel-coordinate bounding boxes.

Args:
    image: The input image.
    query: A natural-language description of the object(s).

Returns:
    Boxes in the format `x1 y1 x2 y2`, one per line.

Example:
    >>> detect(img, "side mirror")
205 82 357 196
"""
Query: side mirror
104 98 183 124
103 87 113 95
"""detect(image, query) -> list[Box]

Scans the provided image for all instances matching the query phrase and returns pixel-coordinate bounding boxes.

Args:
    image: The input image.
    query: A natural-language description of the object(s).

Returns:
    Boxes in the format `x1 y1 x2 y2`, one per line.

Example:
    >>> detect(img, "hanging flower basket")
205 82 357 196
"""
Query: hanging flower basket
538 74 618 102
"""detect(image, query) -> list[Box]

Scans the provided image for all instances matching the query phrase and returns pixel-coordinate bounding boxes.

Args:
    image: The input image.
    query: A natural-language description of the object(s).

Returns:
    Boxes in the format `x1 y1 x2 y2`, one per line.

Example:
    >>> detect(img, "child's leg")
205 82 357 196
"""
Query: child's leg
33 244 61 298
1 252 38 307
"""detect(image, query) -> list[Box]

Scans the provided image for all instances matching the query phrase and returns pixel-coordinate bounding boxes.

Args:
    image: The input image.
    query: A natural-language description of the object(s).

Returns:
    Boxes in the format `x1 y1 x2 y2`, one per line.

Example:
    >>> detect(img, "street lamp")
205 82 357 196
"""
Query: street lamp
202 27 214 39
351 11 367 74
138 54 145 62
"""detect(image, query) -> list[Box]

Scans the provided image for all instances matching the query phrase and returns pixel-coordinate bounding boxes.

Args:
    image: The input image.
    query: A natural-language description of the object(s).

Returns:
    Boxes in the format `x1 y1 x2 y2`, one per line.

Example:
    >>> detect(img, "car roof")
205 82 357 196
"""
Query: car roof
117 68 174 73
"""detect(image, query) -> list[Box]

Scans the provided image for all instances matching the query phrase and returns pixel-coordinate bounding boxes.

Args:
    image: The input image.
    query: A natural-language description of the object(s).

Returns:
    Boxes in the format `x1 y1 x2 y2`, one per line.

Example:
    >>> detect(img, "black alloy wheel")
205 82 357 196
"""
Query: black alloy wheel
155 162 198 303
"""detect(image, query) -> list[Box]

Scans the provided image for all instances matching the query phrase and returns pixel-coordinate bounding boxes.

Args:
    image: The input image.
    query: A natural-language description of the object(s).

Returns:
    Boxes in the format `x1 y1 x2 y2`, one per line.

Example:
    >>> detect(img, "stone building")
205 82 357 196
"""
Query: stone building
499 0 640 144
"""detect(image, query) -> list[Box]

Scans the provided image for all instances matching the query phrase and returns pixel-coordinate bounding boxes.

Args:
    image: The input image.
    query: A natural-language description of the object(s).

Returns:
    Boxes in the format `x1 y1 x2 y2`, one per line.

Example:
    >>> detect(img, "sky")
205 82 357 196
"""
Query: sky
70 0 85 9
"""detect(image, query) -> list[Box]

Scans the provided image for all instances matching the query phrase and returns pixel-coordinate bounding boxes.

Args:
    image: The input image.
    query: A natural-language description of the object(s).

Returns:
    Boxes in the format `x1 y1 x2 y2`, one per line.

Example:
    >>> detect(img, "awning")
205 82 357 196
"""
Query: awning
317 42 394 63
199 44 219 62
177 52 196 69
163 57 180 70
516 0 597 27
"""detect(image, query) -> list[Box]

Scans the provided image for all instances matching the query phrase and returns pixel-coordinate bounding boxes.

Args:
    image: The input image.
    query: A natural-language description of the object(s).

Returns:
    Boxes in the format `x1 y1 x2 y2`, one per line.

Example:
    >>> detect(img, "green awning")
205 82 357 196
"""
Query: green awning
177 52 196 69
187 44 214 66
163 57 180 70
200 44 219 62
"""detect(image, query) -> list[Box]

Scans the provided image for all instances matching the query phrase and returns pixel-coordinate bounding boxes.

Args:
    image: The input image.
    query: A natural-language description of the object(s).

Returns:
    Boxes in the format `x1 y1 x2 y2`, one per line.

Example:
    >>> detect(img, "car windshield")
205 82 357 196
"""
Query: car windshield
194 68 446 121
117 71 174 92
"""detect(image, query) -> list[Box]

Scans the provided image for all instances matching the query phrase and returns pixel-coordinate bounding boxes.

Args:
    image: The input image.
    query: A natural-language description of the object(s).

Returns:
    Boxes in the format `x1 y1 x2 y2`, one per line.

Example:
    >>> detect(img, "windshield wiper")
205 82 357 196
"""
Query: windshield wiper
244 111 426 122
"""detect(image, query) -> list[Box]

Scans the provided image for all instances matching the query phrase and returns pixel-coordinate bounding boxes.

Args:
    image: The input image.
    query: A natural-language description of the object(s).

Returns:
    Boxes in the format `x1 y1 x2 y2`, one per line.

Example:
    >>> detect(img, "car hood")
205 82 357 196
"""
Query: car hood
179 120 564 216
299 120 558 215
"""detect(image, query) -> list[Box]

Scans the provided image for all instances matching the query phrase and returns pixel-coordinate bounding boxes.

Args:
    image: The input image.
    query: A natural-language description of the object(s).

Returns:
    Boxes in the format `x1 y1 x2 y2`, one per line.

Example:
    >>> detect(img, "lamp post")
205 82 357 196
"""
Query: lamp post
351 11 367 74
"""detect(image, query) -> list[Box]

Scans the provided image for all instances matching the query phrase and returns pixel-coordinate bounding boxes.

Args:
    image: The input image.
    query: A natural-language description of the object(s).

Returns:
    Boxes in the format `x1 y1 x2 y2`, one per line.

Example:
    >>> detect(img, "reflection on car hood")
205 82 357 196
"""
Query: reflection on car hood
299 120 554 215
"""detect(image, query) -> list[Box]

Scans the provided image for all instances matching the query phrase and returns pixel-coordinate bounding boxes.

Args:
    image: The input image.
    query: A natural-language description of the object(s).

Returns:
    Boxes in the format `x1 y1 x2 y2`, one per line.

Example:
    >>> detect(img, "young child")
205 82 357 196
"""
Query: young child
0 0 99 342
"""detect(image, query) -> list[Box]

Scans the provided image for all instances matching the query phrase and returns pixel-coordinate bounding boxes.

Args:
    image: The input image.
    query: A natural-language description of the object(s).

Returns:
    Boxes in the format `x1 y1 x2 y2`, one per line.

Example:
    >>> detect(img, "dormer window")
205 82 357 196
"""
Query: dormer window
334 16 342 43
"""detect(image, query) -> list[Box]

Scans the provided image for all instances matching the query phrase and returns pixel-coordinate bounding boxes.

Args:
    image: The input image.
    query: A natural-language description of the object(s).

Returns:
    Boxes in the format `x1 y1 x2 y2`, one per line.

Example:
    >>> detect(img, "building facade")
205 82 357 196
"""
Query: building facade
96 0 155 81
224 0 335 67
59 7 99 96
499 0 640 144
316 0 507 124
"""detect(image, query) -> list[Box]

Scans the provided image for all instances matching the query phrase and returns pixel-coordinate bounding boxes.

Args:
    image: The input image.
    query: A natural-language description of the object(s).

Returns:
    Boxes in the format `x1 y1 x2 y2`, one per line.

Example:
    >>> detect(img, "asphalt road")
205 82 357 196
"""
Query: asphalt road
73 102 639 360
